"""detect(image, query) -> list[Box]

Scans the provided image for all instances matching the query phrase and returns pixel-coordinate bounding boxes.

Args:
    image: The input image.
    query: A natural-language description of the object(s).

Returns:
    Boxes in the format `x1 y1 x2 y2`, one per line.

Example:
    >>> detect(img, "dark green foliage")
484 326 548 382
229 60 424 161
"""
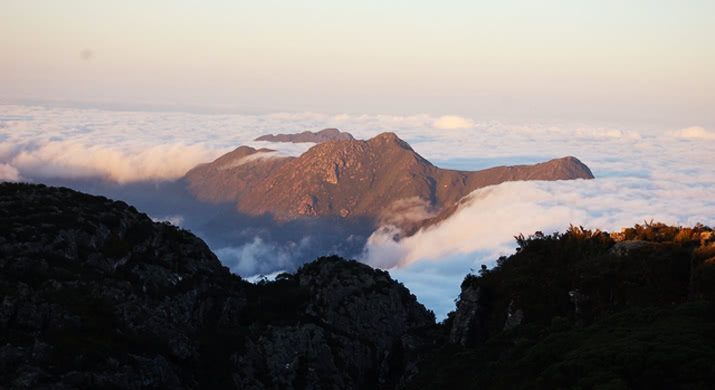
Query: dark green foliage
409 223 715 390
411 302 715 390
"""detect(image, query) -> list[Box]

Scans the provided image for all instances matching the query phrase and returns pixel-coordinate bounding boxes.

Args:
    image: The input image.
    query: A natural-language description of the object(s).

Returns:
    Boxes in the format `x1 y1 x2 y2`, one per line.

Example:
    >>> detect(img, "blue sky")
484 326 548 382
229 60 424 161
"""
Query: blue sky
2 0 713 125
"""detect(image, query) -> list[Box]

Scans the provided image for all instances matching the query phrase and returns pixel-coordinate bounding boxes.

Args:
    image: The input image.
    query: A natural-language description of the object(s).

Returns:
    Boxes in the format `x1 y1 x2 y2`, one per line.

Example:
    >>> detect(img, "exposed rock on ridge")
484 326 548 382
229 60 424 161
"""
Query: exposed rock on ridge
255 128 355 143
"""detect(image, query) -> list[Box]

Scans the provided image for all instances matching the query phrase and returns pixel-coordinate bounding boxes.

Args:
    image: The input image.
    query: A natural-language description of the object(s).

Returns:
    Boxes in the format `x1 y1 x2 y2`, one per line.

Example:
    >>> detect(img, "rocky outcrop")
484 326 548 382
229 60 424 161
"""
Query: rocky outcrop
255 128 355 143
448 283 487 347
0 183 437 389
184 145 289 203
502 300 524 331
0 183 229 388
235 259 437 389
608 240 662 256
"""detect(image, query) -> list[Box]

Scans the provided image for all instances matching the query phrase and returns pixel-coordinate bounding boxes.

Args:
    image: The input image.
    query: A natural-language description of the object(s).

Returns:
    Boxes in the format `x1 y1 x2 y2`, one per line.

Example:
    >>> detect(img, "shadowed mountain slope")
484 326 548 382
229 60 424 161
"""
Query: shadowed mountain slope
1 184 713 389
0 183 436 389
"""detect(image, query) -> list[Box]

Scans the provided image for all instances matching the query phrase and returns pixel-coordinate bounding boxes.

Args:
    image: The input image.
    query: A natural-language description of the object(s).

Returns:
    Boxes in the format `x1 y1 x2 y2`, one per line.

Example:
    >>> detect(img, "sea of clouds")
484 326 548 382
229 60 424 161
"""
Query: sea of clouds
1 104 713 319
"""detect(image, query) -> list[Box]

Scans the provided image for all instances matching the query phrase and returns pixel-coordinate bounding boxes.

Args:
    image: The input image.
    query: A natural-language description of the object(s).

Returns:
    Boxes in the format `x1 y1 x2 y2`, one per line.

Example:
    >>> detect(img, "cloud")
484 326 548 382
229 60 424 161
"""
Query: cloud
362 175 715 319
365 177 715 268
151 214 185 227
9 141 223 183
432 115 475 129
215 236 312 275
672 126 715 140
378 196 436 229
219 151 286 170
244 270 287 283
0 163 20 182
362 182 577 269
575 128 641 140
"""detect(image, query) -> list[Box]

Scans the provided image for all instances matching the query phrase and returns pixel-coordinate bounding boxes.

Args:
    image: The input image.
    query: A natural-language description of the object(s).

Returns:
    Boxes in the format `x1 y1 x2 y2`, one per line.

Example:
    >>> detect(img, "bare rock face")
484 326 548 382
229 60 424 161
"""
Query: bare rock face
255 128 355 143
0 183 438 389
184 145 290 203
449 284 488 347
185 132 594 232
0 183 230 388
503 300 524 331
609 240 663 256
234 258 437 389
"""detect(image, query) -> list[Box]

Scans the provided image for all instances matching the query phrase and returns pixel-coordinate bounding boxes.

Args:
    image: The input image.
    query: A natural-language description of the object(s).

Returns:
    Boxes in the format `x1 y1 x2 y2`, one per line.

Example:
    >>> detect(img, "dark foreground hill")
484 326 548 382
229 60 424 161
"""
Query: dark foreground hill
0 183 435 389
409 224 715 390
1 183 714 389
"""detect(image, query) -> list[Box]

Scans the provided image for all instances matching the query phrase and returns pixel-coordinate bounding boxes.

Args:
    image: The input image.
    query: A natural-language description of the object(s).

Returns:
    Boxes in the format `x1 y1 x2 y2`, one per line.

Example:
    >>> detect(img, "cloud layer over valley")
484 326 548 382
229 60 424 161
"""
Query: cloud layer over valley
2 104 713 319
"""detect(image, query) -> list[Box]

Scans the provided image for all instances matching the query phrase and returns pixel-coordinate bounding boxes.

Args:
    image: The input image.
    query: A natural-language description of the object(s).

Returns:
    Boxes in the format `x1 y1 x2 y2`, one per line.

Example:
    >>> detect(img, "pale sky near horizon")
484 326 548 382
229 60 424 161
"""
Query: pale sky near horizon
2 0 713 126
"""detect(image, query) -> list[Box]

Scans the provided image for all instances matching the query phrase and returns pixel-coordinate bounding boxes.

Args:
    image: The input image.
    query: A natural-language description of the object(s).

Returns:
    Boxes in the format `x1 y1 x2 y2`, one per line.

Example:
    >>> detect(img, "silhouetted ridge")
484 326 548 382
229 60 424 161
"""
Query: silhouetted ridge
0 183 435 388
1 183 713 389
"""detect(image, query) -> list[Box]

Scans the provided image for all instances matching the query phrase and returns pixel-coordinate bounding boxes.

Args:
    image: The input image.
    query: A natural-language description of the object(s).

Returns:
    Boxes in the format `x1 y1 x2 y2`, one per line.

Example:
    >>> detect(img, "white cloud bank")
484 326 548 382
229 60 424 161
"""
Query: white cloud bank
364 177 715 269
216 237 312 276
672 126 715 140
0 105 476 183
432 115 475 129
2 104 713 320
10 141 221 183
363 176 715 319
0 163 20 182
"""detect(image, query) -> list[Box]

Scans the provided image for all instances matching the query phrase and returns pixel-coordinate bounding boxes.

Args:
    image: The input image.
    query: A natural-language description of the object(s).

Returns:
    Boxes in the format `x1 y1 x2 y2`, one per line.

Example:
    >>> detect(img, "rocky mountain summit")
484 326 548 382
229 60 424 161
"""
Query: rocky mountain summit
0 183 436 389
254 128 355 143
185 132 594 232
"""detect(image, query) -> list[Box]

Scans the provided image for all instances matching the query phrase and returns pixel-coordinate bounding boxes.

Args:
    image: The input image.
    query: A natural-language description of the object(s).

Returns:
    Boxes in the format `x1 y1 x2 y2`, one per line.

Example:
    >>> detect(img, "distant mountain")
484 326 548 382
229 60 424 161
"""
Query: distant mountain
185 132 594 232
184 146 288 203
254 128 355 143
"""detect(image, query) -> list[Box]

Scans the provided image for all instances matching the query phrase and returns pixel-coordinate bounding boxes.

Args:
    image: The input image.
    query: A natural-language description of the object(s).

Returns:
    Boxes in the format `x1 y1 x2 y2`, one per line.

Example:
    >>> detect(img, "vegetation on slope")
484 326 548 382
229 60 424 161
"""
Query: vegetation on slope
409 223 715 390
2 182 713 389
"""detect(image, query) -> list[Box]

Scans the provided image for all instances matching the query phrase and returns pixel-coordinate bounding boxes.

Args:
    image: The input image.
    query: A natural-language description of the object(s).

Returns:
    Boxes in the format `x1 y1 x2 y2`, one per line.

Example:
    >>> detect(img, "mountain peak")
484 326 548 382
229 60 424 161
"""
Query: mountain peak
537 156 594 179
373 131 400 140
368 132 414 151
370 131 401 143
185 135 595 228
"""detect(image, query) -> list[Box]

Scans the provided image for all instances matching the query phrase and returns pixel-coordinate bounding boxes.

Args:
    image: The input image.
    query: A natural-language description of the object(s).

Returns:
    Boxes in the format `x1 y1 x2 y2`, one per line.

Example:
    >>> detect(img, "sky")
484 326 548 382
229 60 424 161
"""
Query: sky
2 1 714 126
